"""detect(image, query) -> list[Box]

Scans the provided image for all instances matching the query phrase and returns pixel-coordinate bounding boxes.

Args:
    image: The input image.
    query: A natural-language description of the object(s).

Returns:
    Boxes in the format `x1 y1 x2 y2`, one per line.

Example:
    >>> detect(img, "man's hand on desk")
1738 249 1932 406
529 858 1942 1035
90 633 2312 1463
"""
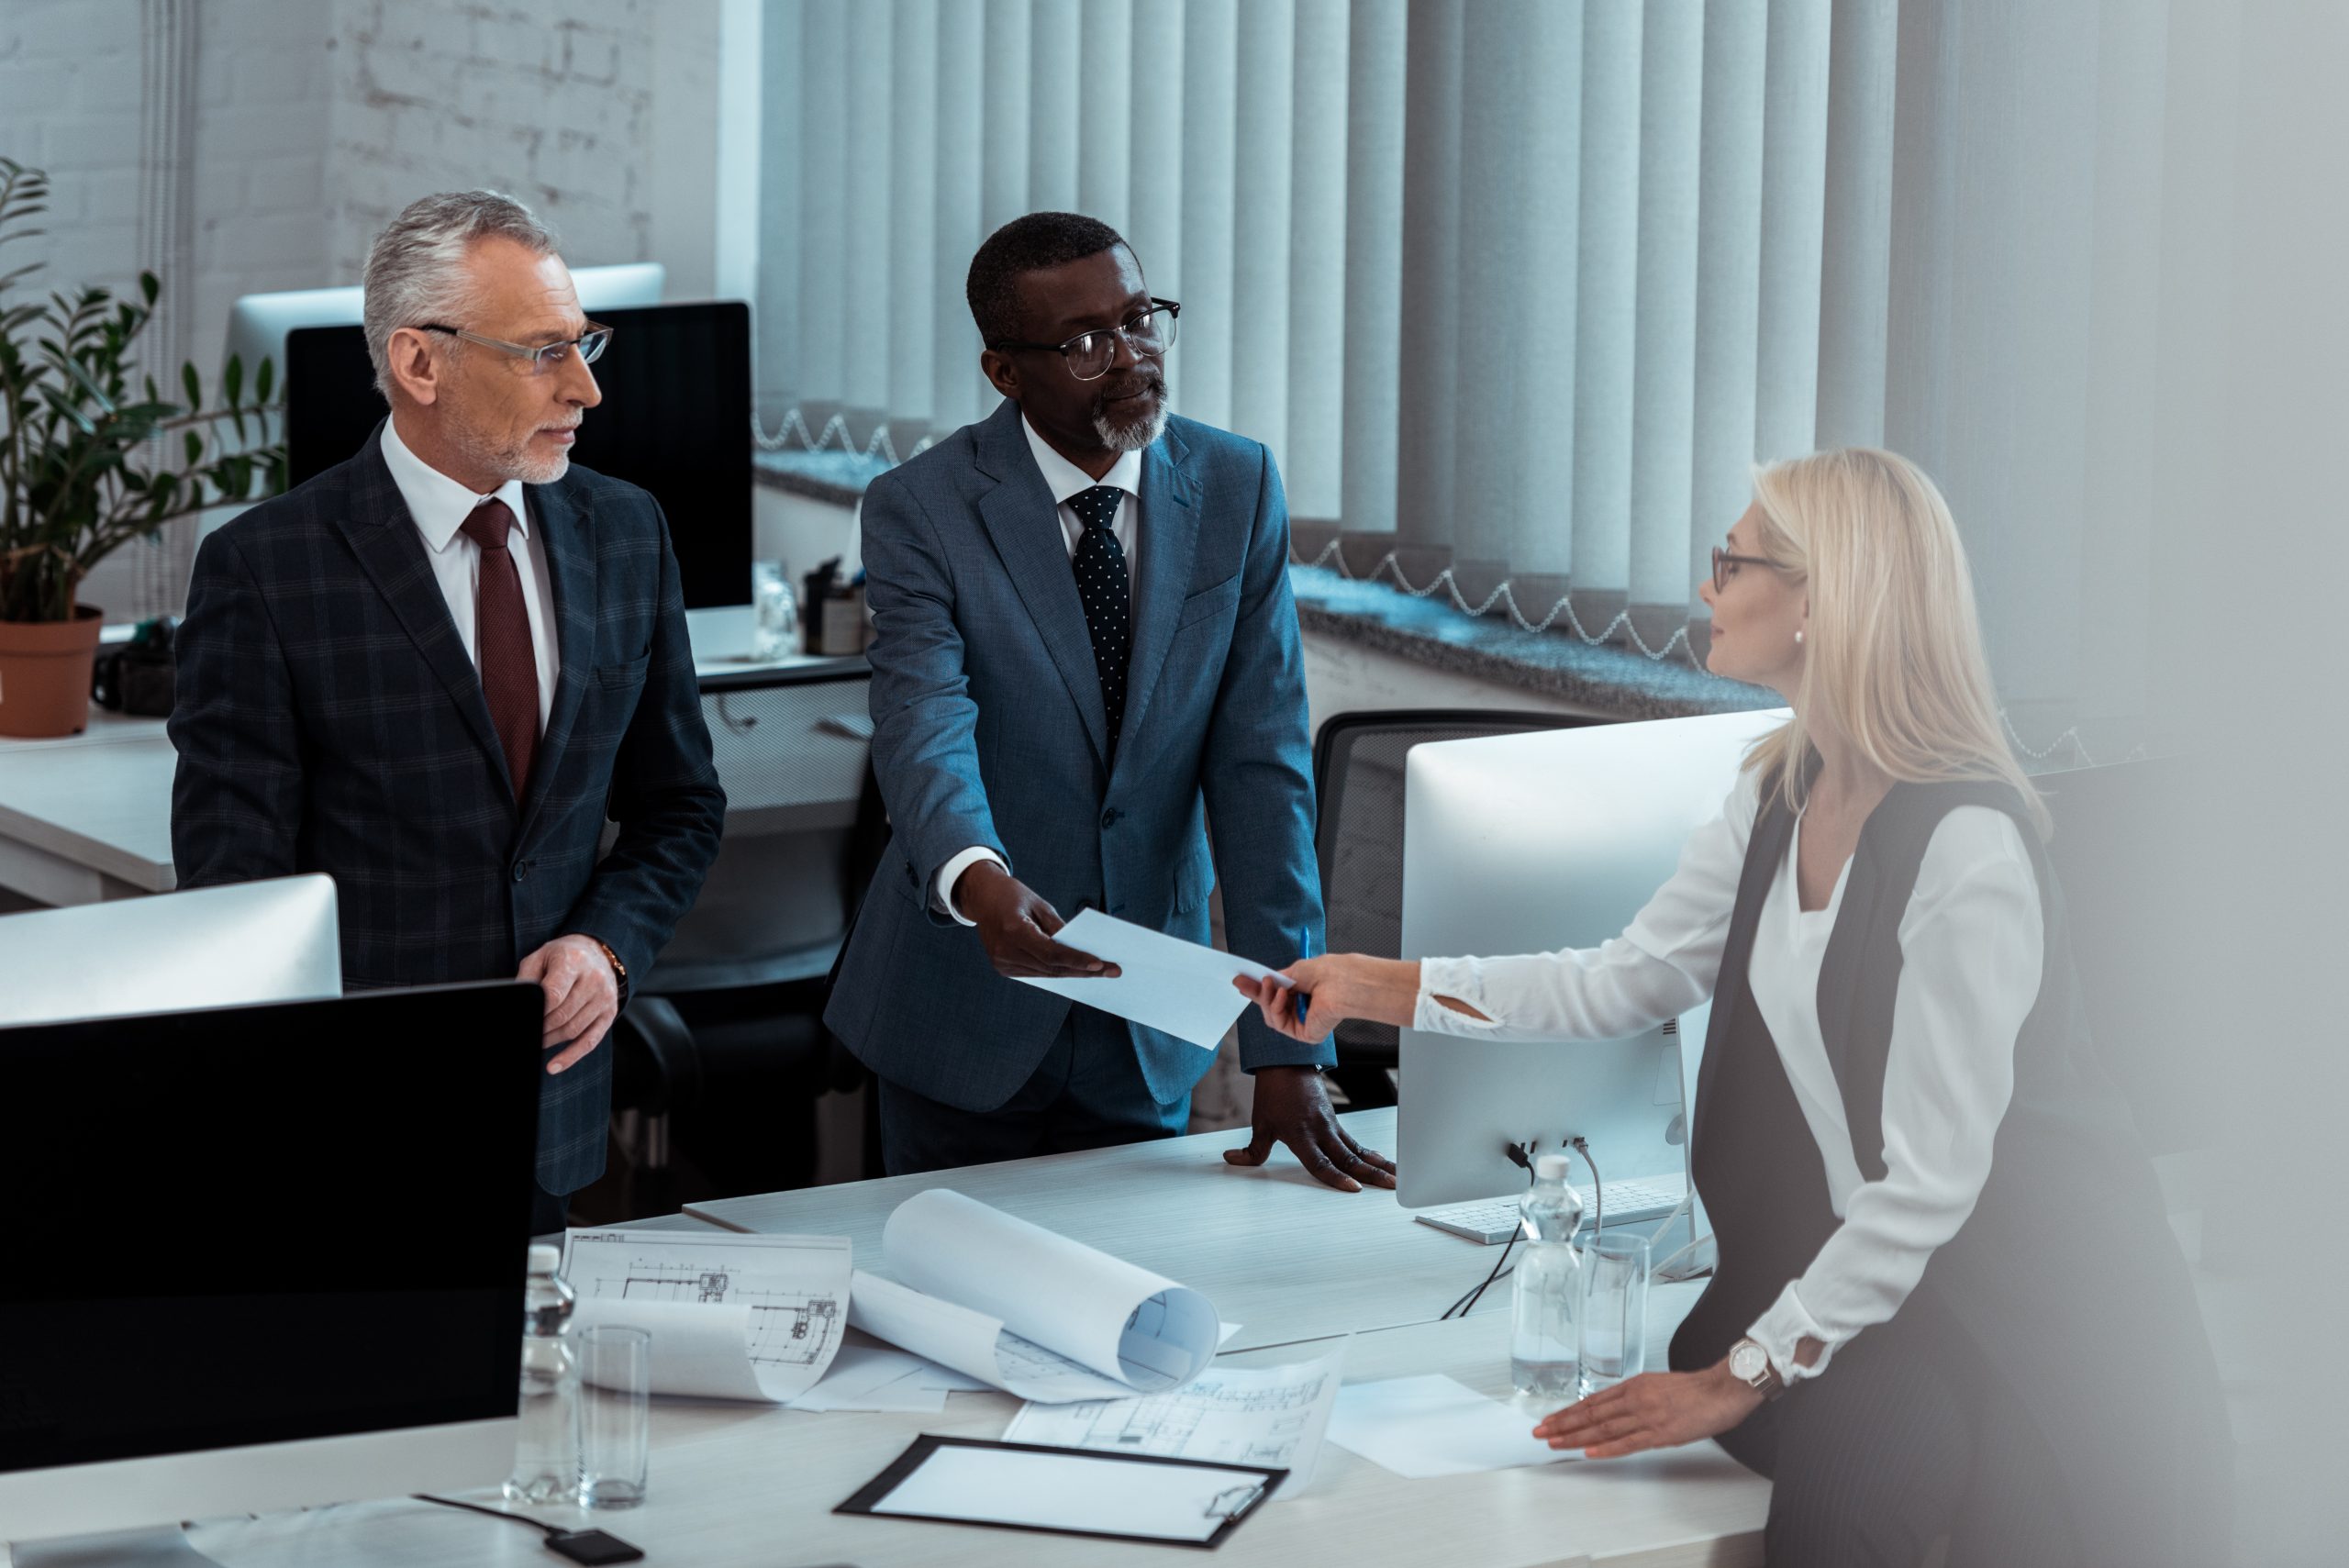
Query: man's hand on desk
519 934 620 1074
1222 1066 1397 1193
955 861 1123 979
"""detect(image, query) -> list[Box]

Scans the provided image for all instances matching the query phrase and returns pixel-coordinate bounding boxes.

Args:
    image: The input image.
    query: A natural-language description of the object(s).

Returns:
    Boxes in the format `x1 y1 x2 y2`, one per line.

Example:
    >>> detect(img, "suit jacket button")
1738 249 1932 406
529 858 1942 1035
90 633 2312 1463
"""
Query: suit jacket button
512 862 530 882
1101 808 1119 828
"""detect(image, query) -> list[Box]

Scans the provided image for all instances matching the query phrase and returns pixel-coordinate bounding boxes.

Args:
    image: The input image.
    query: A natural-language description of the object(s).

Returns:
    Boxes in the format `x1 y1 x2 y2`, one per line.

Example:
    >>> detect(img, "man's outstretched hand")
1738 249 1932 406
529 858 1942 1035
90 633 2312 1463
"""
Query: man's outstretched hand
955 861 1123 980
1225 1065 1397 1192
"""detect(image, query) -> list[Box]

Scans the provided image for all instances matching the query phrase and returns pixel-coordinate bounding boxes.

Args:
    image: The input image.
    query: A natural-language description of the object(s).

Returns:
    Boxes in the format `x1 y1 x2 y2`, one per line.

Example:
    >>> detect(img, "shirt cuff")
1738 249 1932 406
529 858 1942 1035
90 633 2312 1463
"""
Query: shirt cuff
1414 956 1504 1034
933 846 1008 926
1748 1282 1840 1384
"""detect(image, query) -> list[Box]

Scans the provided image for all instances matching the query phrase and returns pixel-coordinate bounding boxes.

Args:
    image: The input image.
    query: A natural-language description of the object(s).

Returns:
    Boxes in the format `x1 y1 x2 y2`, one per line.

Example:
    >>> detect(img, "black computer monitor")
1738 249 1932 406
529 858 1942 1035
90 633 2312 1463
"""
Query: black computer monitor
284 301 754 610
0 982 545 1540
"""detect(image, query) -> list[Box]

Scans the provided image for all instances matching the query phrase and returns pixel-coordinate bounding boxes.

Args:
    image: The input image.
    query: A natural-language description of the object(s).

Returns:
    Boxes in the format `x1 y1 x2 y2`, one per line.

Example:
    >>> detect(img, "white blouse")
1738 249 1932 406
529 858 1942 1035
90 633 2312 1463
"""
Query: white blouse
1411 768 2043 1385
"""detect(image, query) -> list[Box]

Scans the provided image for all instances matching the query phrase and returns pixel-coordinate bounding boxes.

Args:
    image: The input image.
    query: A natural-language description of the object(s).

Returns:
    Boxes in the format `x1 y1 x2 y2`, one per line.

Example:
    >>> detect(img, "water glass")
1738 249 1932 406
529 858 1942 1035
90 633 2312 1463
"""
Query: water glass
574 1324 651 1508
1577 1229 1651 1397
751 558 799 660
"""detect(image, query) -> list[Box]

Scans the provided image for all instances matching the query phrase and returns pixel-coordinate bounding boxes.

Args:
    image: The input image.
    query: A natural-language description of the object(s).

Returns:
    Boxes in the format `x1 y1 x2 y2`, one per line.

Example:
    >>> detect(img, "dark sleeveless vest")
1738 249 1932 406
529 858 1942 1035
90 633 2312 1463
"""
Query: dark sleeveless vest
1671 776 2230 1562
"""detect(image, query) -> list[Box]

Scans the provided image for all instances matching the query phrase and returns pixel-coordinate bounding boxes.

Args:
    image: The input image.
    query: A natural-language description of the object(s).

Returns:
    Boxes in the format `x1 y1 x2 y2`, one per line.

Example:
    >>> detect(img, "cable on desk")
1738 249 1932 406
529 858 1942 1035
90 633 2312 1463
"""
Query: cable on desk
411 1494 565 1539
1441 1140 1537 1321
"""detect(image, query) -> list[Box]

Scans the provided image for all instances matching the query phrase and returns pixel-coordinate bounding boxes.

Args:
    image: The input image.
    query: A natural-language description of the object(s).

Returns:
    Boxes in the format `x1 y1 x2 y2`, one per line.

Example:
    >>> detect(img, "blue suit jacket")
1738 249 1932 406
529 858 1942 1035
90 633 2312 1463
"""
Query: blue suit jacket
825 397 1331 1110
169 425 725 1194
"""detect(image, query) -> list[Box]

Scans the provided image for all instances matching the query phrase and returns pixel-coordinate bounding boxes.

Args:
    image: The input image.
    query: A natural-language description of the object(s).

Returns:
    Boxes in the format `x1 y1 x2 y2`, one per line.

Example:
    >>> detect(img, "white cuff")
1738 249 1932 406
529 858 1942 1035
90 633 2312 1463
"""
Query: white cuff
1747 1282 1840 1384
1414 956 1503 1033
934 846 1008 925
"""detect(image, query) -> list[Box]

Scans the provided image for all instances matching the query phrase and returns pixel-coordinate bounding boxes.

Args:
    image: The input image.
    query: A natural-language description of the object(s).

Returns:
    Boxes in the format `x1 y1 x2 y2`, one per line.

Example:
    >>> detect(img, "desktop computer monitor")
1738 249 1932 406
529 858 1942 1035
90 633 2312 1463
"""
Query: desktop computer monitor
1395 707 1790 1209
0 982 544 1551
281 300 753 611
221 262 665 395
0 874 341 1028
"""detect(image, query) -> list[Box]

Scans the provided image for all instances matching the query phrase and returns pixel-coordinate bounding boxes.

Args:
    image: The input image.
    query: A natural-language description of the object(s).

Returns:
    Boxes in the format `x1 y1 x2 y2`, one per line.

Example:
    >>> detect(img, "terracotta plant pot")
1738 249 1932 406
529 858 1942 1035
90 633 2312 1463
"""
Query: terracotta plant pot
0 606 106 738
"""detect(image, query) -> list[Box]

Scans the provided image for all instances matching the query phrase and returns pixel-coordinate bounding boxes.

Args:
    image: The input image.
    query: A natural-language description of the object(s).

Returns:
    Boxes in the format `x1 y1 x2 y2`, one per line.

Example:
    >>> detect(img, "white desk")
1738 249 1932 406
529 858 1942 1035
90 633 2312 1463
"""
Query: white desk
683 1106 1694 1357
0 608 862 907
170 1111 1766 1568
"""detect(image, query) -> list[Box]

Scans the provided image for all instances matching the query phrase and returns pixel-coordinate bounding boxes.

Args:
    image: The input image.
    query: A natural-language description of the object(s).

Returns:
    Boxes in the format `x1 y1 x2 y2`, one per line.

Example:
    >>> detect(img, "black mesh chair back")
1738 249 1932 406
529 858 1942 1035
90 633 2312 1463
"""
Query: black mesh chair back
1312 708 1602 1106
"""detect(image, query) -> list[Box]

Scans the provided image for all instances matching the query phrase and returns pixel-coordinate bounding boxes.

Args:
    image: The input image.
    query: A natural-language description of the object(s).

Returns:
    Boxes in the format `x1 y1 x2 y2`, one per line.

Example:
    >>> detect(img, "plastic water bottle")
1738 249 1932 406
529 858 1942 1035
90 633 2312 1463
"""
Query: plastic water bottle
1510 1154 1586 1403
505 1243 577 1504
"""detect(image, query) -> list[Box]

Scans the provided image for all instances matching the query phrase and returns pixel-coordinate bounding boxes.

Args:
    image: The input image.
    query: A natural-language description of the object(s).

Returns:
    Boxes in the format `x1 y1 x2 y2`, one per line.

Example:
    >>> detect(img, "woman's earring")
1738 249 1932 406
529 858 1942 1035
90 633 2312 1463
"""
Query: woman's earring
1794 629 1805 646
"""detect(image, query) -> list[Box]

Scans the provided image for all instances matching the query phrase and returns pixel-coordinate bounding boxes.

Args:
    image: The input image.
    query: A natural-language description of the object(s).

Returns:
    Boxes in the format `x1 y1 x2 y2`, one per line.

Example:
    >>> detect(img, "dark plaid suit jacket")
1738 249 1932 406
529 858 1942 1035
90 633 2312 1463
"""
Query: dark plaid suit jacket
169 424 724 1195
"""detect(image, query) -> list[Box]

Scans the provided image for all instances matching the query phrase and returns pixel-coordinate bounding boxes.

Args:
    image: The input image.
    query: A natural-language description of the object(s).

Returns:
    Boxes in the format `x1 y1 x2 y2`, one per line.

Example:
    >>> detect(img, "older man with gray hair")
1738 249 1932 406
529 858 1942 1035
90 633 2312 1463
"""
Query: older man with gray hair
171 191 724 1232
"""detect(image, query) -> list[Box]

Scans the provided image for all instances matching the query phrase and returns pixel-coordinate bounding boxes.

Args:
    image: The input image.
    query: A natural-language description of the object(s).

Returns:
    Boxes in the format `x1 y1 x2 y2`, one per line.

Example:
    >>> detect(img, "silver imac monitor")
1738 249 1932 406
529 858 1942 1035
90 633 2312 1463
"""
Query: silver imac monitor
1396 707 1790 1210
222 261 667 393
0 983 544 1557
0 874 341 1028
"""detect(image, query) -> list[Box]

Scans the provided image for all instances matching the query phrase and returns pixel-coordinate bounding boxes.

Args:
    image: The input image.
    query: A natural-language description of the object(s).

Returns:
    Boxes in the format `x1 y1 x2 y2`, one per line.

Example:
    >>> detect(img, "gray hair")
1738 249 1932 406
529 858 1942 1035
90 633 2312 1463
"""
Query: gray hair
362 190 561 400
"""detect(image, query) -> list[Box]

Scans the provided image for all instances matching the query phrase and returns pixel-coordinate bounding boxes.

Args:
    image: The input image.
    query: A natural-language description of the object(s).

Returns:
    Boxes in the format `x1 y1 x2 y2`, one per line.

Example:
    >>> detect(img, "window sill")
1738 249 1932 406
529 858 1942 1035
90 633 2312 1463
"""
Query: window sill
1286 565 1776 721
742 450 1775 721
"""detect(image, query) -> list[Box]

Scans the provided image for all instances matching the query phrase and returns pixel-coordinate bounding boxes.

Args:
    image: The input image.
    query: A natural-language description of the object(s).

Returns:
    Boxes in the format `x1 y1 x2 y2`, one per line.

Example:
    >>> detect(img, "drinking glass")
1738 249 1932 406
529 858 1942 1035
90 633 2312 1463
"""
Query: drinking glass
574 1324 651 1508
1577 1230 1651 1397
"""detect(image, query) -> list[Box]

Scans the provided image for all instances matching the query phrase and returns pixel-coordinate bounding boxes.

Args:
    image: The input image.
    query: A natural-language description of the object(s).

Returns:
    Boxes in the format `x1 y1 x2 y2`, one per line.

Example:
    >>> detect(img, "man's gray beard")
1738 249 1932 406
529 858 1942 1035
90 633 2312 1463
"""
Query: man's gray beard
1093 393 1169 453
451 419 569 485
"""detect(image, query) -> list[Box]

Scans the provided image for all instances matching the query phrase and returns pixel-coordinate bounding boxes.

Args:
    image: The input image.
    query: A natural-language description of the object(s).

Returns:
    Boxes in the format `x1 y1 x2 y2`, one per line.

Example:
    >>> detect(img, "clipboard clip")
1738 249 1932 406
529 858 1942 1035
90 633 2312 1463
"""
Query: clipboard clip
1204 1480 1267 1519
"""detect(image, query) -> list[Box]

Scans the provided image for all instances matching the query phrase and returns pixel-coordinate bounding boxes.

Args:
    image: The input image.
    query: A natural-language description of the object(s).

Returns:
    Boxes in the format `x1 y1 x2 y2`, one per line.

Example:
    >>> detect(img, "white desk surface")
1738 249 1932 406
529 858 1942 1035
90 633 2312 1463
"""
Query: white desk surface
680 1106 1694 1357
173 1114 1765 1568
0 608 859 906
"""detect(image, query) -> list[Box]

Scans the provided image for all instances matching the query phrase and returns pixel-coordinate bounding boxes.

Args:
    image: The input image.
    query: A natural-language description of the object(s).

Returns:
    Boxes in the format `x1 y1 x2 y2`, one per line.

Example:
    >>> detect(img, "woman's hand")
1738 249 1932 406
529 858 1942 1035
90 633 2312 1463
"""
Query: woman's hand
1531 1362 1765 1459
1230 954 1422 1043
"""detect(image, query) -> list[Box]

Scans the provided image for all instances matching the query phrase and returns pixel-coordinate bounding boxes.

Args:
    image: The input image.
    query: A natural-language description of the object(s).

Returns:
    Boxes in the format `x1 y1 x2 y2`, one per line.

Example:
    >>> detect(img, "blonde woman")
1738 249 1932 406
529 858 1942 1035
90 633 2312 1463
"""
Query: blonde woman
1237 450 2226 1567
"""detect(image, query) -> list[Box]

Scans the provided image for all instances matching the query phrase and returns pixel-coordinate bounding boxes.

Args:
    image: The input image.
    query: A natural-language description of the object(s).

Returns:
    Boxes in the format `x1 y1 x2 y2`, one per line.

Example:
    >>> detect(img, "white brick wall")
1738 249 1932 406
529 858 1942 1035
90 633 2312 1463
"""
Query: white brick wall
328 0 663 277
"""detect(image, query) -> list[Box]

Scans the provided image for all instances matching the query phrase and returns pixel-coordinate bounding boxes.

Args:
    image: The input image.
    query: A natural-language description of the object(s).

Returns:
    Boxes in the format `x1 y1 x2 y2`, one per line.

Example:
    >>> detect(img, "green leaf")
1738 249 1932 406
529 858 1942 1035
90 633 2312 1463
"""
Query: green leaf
139 272 160 306
184 428 202 465
60 354 117 415
223 353 243 408
254 356 274 402
182 362 201 410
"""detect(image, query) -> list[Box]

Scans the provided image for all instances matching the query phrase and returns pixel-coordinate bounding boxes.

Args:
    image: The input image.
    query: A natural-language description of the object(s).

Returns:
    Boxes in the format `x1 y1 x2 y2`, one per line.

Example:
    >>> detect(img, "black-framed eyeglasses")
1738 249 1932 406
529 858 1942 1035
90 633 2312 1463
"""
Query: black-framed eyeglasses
1711 547 1781 594
990 299 1180 382
417 321 613 374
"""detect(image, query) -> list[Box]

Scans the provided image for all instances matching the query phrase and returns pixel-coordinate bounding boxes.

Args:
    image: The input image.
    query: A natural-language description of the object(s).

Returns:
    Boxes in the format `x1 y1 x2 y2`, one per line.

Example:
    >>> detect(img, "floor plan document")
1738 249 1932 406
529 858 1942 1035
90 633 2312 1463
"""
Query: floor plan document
562 1229 851 1402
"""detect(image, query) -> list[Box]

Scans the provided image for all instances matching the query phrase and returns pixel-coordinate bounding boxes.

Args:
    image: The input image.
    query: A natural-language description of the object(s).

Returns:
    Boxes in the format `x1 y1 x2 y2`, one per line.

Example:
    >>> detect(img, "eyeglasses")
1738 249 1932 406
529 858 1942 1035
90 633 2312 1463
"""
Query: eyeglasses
1711 547 1781 594
417 321 613 374
990 300 1180 382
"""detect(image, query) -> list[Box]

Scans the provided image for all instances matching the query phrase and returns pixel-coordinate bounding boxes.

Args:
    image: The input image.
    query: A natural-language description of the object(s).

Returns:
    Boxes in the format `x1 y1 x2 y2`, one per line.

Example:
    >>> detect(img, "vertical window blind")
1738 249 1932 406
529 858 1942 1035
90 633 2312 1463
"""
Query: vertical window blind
756 0 2222 757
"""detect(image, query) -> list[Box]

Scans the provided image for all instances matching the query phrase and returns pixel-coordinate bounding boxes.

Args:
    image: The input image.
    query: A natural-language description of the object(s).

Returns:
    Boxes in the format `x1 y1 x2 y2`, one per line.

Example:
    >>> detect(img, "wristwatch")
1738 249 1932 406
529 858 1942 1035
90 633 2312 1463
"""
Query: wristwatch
584 935 629 1008
1728 1338 1787 1401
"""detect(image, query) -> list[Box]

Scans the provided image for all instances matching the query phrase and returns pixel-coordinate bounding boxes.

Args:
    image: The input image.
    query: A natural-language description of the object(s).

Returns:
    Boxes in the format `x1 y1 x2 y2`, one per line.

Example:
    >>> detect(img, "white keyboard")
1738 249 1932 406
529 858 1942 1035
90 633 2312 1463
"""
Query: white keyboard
1413 1173 1689 1245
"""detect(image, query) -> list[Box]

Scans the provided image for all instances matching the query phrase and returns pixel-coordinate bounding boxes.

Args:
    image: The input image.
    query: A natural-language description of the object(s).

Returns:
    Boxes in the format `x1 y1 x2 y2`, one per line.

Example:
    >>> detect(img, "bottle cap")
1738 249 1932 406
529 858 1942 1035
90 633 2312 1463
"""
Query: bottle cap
1534 1153 1571 1182
527 1242 562 1276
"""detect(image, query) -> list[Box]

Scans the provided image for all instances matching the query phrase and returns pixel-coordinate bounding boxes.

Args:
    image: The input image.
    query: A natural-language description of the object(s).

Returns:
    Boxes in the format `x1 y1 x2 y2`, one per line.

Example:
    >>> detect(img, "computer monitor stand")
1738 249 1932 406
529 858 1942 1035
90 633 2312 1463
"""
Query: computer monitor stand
11 1526 225 1568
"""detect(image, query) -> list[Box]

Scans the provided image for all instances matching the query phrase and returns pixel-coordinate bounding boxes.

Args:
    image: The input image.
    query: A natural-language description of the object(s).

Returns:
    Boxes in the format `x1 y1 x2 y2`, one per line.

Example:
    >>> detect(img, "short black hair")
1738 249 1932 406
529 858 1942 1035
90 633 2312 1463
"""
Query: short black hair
966 211 1130 347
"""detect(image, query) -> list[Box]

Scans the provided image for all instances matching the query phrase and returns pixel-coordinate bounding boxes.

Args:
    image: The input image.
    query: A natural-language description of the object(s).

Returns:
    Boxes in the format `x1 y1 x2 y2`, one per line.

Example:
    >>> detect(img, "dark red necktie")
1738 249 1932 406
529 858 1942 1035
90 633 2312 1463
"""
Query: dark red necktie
461 498 539 798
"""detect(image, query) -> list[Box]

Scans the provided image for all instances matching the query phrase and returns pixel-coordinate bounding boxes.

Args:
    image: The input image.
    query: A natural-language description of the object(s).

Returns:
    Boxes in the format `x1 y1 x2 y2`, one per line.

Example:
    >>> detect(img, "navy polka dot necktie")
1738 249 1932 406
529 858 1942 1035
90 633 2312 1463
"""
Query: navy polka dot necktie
1068 484 1131 751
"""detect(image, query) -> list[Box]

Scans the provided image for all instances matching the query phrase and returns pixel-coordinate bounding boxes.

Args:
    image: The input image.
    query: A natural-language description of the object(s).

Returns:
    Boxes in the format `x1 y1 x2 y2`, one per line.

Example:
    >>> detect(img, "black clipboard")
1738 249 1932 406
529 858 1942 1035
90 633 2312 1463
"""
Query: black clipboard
836 1434 1286 1551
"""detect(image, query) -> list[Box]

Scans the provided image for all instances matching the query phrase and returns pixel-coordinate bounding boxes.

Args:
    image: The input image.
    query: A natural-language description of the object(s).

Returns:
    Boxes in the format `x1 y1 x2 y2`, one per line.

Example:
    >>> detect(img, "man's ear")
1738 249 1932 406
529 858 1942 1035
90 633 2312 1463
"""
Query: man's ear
979 347 1019 401
385 327 443 407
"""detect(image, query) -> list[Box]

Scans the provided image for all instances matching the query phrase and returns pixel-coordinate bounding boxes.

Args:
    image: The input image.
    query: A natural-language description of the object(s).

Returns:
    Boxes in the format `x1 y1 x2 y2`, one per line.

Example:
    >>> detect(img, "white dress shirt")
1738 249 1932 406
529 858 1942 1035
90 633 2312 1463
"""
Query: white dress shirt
1410 767 2043 1385
380 414 561 734
932 416 1146 923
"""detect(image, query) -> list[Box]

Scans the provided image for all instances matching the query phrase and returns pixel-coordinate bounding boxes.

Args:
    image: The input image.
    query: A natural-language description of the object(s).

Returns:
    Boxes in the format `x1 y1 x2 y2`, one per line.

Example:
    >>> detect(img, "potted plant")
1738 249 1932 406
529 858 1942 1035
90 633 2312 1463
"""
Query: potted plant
0 157 284 738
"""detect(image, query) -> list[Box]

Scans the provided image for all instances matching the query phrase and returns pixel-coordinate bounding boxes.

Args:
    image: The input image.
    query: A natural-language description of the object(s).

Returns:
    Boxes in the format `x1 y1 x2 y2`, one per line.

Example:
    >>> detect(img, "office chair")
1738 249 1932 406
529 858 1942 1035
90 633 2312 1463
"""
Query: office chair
1310 708 1603 1109
604 663 882 1216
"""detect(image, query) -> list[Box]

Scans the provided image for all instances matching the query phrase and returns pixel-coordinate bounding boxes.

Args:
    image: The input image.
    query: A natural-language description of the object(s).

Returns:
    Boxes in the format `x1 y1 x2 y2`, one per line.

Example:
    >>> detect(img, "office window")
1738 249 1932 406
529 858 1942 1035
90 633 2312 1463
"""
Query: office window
755 1 2223 758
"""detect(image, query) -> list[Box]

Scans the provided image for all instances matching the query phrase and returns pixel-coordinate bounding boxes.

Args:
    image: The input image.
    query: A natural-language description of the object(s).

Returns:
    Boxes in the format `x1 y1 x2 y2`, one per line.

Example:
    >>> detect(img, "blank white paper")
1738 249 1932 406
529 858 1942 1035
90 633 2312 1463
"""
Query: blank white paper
871 1445 1264 1543
1325 1374 1577 1479
1011 908 1292 1050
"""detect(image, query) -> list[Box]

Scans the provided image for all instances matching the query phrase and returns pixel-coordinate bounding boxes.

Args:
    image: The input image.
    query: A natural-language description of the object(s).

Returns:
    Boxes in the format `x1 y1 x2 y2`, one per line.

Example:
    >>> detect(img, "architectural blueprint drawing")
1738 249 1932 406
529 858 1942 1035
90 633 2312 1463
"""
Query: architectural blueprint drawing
1002 1341 1348 1496
562 1229 851 1402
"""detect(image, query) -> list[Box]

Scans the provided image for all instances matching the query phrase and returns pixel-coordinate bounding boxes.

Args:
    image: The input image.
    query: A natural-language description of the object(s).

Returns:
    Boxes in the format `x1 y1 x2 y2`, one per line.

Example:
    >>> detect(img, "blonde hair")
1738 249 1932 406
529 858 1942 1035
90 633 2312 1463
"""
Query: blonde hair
1742 448 2049 839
